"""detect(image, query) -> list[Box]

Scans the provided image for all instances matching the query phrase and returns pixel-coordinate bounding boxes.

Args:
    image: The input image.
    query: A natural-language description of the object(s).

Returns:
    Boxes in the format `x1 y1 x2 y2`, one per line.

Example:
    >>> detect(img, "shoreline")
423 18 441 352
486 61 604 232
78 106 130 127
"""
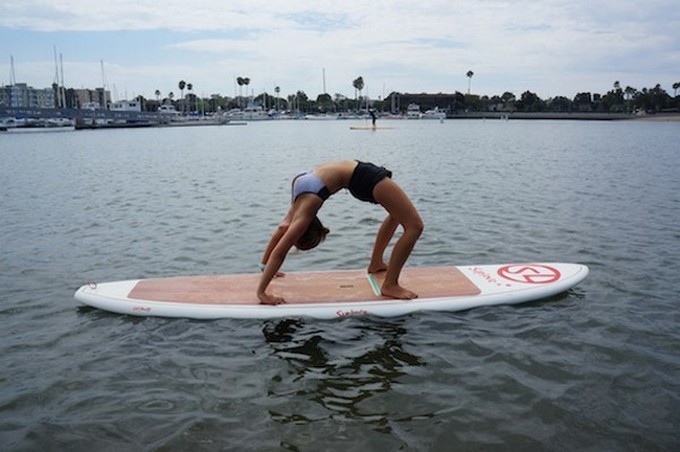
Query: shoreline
630 113 680 122
445 111 680 121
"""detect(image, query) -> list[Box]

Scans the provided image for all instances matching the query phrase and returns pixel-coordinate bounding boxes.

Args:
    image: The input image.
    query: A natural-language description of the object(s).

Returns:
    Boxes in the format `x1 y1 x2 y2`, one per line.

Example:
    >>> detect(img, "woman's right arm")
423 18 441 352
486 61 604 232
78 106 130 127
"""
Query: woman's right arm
257 201 319 305
257 215 310 305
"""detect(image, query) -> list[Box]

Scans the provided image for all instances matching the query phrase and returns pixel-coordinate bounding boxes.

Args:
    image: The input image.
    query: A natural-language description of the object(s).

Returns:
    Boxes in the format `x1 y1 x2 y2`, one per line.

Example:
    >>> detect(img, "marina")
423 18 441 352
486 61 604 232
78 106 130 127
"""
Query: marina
2 105 669 133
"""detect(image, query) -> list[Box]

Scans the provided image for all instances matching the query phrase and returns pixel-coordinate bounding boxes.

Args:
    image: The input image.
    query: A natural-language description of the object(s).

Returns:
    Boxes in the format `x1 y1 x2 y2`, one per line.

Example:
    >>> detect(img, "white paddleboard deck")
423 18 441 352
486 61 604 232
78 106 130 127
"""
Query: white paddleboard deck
74 263 588 319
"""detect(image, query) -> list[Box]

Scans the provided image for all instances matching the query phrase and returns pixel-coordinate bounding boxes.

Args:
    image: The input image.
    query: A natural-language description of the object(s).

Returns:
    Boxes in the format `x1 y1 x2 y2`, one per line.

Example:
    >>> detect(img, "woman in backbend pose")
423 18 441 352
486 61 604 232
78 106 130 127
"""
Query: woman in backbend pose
257 160 424 305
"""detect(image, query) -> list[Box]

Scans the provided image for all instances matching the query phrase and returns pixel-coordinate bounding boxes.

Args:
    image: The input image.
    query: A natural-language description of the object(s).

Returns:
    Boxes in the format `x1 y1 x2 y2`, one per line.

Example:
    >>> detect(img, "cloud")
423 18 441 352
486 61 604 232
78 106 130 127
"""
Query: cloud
169 38 253 54
1 0 678 98
282 11 353 32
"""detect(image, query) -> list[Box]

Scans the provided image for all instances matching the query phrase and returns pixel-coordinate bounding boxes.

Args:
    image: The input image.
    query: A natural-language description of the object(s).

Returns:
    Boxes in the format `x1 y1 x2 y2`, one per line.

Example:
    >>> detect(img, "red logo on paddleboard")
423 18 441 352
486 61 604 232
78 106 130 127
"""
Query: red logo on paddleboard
497 265 561 284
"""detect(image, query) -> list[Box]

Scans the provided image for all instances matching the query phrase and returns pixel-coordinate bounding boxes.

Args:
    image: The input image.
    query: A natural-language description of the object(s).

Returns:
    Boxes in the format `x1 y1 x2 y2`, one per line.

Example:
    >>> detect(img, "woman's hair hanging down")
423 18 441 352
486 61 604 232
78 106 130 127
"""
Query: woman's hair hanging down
295 216 330 251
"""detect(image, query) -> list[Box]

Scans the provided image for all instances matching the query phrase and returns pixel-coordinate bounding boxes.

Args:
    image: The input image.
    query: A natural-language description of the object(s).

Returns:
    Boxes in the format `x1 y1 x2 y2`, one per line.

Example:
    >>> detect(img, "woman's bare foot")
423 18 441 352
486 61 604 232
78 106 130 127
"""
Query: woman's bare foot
381 284 418 299
258 292 285 305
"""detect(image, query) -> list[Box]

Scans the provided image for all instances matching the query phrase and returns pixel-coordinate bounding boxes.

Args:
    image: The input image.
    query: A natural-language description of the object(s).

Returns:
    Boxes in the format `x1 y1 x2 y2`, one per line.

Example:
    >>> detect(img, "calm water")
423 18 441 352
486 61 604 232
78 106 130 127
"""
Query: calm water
1 119 678 450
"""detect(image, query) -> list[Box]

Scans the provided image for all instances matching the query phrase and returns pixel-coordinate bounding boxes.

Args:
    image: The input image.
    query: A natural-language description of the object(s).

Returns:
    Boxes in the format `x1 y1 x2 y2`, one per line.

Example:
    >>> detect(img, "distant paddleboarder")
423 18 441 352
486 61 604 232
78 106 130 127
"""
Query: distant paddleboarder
369 108 377 128
257 160 424 305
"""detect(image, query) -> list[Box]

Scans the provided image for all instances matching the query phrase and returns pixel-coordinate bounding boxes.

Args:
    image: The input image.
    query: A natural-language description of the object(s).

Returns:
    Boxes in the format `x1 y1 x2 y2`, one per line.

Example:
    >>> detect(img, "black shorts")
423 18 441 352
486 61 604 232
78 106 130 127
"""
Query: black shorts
348 161 392 203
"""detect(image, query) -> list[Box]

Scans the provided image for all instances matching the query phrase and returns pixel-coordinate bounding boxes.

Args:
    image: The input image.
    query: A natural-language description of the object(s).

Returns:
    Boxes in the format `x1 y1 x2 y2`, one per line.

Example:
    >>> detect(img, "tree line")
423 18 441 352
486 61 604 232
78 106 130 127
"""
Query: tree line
93 75 680 115
450 81 680 114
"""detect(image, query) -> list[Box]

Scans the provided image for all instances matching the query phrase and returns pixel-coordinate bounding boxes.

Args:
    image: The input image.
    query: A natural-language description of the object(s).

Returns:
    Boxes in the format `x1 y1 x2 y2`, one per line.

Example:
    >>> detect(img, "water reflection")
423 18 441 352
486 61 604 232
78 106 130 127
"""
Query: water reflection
262 318 425 432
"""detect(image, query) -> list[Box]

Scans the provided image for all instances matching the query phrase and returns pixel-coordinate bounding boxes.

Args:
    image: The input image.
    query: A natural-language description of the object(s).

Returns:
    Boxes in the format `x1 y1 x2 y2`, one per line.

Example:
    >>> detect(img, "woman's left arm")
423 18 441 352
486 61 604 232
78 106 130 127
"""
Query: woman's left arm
260 210 292 270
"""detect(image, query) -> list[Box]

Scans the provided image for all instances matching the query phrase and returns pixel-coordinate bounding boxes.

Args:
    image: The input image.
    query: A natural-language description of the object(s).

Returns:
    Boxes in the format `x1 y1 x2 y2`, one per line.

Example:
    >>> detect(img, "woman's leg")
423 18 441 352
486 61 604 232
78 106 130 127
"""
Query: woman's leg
372 178 424 299
368 214 399 273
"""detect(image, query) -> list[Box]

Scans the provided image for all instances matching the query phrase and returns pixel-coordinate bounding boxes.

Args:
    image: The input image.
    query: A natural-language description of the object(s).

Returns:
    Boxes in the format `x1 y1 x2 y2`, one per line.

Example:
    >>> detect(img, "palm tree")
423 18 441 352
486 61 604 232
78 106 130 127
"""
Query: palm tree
154 89 161 101
353 76 364 109
178 80 186 113
624 86 635 101
237 77 251 108
673 82 680 97
612 81 623 108
275 86 281 111
466 70 474 94
243 77 251 104
236 77 244 107
187 83 193 113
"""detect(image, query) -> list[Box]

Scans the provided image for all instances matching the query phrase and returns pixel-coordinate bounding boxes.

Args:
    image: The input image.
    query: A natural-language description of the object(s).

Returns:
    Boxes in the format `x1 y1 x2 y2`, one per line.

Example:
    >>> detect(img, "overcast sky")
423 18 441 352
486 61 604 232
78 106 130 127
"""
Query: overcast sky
1 0 678 102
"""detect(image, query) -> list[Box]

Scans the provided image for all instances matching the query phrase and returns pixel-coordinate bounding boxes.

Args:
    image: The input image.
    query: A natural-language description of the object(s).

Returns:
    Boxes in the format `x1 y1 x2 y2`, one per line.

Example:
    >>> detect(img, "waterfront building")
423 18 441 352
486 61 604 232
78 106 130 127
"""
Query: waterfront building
0 83 55 108
73 88 111 109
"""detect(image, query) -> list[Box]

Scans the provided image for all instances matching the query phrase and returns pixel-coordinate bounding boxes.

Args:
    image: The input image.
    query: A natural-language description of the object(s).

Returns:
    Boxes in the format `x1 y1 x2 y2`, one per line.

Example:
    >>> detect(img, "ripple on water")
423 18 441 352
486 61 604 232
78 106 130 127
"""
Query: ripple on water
1 121 679 449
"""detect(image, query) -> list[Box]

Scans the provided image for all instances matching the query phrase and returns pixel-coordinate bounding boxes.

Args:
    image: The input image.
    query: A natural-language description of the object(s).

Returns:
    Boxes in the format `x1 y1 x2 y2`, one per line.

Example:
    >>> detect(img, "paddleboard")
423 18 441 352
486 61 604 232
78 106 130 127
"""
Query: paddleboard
350 126 394 130
74 263 588 320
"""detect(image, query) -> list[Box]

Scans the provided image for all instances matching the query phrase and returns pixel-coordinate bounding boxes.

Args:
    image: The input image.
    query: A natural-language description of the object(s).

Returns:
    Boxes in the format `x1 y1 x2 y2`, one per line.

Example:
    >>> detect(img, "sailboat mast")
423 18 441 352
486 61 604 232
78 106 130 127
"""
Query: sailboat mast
100 60 109 108
53 46 60 108
59 53 66 108
10 55 17 85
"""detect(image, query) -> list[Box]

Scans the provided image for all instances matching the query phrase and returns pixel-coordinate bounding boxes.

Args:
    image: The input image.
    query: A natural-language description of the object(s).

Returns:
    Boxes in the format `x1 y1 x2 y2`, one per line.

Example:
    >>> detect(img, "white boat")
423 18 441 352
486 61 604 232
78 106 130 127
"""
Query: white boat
226 102 271 121
406 103 422 119
44 118 74 127
0 117 25 128
336 112 361 120
304 114 338 120
81 101 103 110
111 100 142 112
422 107 446 120
158 104 180 116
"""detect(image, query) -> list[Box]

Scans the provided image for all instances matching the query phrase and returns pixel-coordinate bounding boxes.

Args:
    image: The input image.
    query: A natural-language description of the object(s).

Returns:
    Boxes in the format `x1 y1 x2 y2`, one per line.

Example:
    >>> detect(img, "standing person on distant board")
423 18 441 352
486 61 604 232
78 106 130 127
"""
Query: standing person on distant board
257 160 423 305
369 108 377 128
